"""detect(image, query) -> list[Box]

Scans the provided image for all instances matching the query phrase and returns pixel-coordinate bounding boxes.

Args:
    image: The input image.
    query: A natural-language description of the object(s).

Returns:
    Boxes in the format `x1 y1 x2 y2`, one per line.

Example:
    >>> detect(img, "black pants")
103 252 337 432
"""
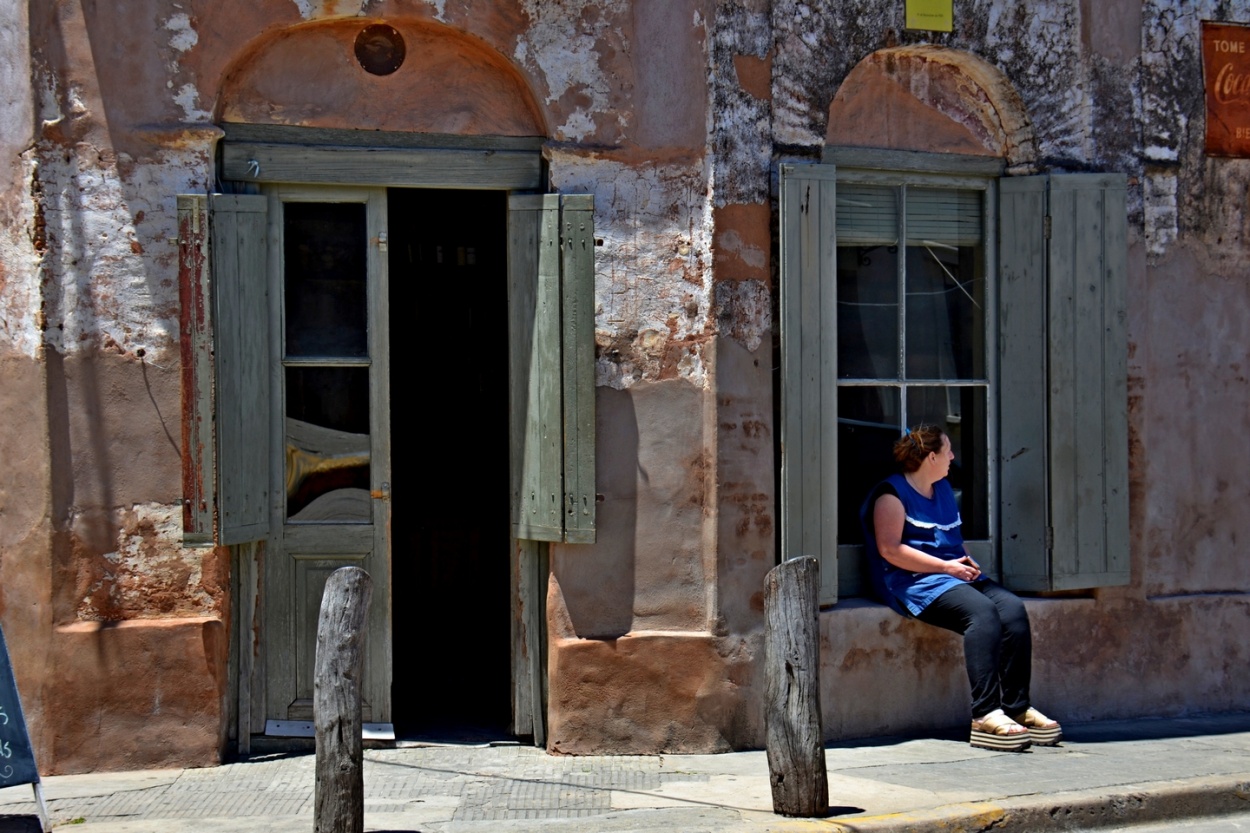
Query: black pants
917 580 1032 719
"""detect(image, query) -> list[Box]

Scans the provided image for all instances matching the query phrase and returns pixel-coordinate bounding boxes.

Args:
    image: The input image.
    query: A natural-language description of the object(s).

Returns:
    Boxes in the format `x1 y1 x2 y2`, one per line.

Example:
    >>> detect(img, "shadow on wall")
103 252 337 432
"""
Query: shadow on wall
35 0 116 629
30 2 189 628
553 386 638 639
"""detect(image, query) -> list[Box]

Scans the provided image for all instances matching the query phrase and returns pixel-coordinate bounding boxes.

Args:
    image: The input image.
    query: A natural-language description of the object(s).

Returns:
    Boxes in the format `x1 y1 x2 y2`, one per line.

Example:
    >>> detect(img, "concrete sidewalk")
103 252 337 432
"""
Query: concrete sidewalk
0 713 1247 832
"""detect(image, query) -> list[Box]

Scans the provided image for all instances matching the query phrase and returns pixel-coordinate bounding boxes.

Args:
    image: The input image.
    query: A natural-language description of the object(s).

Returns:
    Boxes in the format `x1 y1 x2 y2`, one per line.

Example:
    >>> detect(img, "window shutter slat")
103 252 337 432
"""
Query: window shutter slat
781 164 839 605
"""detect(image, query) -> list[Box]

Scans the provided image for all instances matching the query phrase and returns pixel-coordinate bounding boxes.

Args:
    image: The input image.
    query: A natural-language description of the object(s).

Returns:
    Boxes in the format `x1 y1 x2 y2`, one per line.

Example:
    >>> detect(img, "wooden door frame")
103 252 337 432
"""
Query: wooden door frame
222 124 549 749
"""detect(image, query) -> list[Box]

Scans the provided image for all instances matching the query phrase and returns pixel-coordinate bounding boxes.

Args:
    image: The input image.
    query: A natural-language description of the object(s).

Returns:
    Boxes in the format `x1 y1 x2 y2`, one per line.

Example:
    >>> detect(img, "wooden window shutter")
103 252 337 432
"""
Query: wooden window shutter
779 164 839 605
559 195 596 544
999 174 1129 590
508 194 597 543
210 194 272 545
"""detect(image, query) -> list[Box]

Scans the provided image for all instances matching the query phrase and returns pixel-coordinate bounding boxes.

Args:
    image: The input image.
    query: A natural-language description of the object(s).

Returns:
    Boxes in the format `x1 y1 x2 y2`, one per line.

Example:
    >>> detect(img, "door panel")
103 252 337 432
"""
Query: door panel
264 186 392 728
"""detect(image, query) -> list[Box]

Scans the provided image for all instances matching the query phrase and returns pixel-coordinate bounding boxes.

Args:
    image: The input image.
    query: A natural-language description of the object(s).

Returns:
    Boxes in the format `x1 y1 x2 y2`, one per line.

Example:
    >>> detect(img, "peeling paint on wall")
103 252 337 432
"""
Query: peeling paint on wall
0 156 40 357
1142 0 1197 166
172 85 212 123
1144 171 1179 256
771 0 1105 165
77 502 222 621
982 1 1093 165
27 142 214 360
714 279 770 353
1140 1 1250 259
710 2 773 207
515 0 629 142
292 0 367 20
6 0 1250 770
164 13 198 54
550 149 714 389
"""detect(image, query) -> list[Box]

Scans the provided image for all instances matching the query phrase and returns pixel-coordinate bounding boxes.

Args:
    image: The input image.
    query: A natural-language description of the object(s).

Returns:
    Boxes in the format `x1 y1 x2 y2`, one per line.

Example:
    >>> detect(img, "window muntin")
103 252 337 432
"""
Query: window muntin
835 178 993 552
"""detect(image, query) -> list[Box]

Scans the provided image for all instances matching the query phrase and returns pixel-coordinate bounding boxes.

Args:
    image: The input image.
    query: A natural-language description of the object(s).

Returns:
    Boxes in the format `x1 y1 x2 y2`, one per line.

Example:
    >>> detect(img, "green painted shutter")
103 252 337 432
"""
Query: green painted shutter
209 194 272 545
559 195 596 544
999 174 1129 590
509 194 596 543
509 194 564 542
780 164 839 605
1048 174 1130 589
999 177 1050 588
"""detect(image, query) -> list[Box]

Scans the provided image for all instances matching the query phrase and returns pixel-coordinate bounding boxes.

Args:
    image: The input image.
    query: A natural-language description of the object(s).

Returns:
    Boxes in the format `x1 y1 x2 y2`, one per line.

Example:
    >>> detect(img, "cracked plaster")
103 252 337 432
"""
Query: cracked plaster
77 503 221 621
1141 1 1250 260
292 0 369 19
30 144 214 360
516 0 630 142
550 150 715 390
710 2 774 207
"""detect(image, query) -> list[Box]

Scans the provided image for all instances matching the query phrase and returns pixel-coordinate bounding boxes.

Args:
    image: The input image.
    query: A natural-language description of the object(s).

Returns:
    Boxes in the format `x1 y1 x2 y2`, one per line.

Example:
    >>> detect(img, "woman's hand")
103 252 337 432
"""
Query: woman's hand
943 555 981 582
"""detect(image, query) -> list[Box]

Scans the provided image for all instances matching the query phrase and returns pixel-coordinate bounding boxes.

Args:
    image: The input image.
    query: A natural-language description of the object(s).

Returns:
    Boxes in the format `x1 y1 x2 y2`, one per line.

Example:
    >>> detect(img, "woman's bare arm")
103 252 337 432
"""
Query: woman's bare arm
872 493 981 580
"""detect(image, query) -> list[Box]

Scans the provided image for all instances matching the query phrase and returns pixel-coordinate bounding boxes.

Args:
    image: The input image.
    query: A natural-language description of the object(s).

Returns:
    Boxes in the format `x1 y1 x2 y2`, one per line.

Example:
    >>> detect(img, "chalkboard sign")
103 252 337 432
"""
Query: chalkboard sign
0 624 39 789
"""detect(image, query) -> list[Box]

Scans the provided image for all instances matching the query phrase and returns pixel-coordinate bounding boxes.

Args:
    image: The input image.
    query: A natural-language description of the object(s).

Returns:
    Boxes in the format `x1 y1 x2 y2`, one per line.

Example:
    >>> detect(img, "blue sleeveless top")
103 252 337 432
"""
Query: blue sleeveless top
859 473 984 616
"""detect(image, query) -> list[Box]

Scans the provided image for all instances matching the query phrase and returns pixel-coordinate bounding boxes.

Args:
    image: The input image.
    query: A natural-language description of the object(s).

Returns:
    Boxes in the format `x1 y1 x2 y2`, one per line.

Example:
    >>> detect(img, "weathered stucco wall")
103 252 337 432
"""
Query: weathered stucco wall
3 0 772 768
2 0 1249 769
804 0 1250 740
0 0 233 773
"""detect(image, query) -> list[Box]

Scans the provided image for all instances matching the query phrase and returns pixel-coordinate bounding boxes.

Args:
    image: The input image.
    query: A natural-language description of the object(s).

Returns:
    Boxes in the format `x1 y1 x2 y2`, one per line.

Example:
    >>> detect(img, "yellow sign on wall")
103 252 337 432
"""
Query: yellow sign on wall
906 0 953 32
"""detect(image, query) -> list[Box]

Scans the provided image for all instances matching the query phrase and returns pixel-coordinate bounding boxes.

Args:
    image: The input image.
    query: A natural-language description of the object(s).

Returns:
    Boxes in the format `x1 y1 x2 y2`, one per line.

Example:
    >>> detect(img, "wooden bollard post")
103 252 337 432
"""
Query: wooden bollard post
314 566 373 833
764 556 828 817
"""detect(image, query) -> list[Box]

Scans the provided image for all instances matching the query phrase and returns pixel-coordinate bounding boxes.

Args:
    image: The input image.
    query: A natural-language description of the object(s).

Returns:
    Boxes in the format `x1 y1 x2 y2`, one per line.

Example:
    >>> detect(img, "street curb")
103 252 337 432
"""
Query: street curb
765 775 1250 832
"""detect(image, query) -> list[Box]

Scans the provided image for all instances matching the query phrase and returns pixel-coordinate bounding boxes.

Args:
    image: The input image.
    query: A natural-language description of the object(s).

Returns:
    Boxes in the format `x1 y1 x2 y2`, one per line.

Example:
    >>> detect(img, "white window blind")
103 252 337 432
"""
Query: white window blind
906 187 982 246
836 185 896 245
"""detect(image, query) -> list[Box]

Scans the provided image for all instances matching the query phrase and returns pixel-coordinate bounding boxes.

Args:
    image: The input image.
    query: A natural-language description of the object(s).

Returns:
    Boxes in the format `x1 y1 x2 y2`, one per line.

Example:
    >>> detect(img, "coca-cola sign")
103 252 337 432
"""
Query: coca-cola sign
1204 21 1250 156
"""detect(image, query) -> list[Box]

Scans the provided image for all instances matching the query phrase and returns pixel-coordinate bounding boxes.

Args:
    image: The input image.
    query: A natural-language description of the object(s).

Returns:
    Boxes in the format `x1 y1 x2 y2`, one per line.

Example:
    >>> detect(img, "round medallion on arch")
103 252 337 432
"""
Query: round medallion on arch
355 23 406 76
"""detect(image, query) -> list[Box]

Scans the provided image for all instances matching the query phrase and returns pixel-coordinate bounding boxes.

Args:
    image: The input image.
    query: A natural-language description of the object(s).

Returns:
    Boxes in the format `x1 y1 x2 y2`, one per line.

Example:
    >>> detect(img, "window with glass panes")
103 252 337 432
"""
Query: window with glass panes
833 175 994 570
780 158 1129 605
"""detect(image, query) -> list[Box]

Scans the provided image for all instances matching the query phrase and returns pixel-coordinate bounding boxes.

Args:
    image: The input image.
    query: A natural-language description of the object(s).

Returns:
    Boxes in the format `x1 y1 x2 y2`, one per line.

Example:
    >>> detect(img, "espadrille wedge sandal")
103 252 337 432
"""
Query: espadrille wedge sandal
1011 707 1063 746
970 709 1031 752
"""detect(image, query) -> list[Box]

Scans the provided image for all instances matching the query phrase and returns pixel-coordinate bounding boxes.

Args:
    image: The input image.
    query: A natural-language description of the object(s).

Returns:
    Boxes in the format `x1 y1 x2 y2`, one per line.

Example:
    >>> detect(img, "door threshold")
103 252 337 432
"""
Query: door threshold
265 719 396 740
392 737 523 749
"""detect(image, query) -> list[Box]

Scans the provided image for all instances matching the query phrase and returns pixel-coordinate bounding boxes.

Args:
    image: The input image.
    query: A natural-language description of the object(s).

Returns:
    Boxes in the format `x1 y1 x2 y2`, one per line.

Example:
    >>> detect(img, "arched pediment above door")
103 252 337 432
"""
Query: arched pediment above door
826 45 1036 168
218 19 546 137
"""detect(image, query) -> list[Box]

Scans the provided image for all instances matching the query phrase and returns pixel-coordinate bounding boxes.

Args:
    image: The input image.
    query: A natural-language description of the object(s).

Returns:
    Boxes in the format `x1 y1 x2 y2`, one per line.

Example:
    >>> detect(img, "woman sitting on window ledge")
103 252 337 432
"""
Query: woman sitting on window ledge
859 424 1062 752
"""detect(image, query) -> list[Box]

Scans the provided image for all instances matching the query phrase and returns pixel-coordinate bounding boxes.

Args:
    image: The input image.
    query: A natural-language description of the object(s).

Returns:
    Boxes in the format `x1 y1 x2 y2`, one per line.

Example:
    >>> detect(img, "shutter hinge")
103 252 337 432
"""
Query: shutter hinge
1043 215 1052 240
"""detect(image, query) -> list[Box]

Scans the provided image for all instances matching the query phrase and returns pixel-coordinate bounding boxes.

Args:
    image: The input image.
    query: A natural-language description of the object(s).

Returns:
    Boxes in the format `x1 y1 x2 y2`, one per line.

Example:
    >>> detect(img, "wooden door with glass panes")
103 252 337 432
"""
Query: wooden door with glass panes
263 185 391 728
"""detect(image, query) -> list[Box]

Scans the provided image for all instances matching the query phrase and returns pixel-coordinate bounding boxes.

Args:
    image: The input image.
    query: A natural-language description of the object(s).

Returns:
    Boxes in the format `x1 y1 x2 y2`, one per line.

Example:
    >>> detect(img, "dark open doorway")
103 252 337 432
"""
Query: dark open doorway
388 187 513 741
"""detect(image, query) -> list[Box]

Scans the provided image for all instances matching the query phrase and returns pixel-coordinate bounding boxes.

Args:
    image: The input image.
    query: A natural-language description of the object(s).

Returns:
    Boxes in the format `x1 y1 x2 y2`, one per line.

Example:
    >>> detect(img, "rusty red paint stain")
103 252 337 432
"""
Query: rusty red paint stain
178 202 210 535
